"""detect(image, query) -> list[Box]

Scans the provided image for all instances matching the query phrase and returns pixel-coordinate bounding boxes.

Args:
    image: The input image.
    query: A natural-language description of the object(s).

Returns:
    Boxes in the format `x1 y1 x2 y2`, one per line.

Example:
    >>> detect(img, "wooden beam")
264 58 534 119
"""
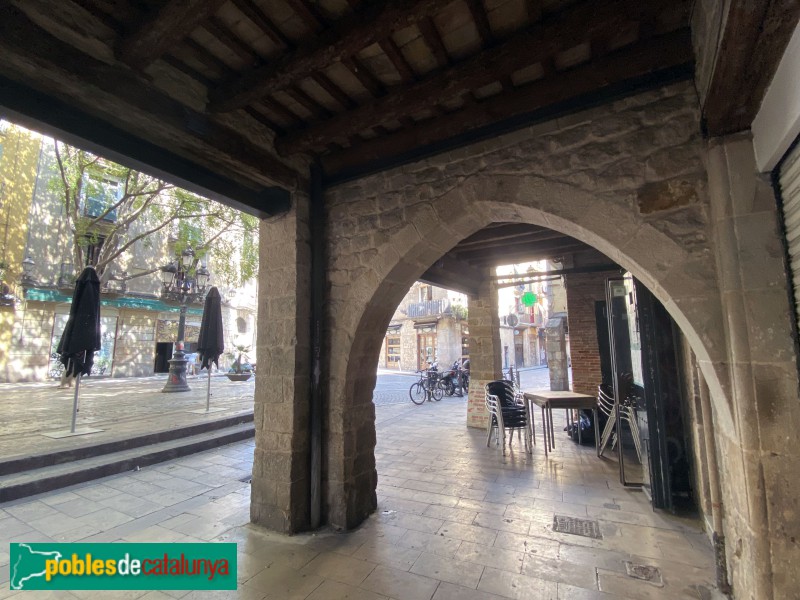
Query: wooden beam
0 4 303 194
321 29 693 176
466 0 494 46
379 37 417 82
341 55 385 97
209 0 458 112
204 17 260 66
311 73 356 110
419 253 483 296
283 0 325 31
703 0 800 136
117 0 228 69
418 17 451 67
231 0 291 49
460 242 590 267
457 230 568 251
454 235 586 261
277 0 674 154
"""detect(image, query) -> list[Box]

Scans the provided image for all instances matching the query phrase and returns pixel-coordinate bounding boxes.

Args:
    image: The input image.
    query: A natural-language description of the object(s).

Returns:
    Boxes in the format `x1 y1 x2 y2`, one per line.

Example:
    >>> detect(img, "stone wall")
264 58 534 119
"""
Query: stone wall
112 311 156 378
322 80 736 531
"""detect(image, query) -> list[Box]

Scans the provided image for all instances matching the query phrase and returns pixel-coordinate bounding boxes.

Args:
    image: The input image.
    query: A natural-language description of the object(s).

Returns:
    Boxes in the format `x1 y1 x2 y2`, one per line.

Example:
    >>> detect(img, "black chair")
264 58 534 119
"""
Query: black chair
485 380 531 456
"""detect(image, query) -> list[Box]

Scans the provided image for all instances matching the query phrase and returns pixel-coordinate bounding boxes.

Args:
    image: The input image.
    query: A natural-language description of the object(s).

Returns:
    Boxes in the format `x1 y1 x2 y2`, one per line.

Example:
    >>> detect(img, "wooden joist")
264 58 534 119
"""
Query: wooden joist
277 0 672 155
321 29 692 177
209 0 457 112
117 0 228 69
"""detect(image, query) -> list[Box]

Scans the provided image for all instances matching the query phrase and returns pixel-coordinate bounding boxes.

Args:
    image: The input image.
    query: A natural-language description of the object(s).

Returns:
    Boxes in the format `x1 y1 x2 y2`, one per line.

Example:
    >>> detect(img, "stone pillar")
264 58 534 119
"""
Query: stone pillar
250 195 312 533
466 274 502 429
706 133 800 599
544 320 568 391
564 271 608 396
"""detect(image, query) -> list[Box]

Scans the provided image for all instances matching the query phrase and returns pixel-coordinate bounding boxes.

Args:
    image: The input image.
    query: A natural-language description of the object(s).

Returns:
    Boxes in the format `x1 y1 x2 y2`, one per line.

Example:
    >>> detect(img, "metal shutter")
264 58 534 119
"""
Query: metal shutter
779 142 800 325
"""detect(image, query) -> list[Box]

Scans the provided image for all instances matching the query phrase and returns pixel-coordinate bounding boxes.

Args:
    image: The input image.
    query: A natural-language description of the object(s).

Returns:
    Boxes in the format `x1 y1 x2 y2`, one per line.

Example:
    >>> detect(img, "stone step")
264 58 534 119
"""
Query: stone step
0 412 254 476
0 422 255 502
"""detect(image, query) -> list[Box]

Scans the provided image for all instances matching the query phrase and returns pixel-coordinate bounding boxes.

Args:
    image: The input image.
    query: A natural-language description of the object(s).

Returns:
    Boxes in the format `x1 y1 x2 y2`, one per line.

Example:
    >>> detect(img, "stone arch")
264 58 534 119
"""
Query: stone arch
325 172 730 529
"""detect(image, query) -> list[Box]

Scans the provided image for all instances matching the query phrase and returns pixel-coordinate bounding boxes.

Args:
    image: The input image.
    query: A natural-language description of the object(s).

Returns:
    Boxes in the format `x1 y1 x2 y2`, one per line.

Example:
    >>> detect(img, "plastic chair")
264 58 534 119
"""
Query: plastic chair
597 384 642 462
485 380 531 456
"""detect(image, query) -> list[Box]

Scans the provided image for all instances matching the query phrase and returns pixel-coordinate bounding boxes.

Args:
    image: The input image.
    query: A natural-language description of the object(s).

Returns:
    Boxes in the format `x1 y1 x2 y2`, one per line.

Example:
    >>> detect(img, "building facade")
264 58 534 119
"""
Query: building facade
0 126 258 382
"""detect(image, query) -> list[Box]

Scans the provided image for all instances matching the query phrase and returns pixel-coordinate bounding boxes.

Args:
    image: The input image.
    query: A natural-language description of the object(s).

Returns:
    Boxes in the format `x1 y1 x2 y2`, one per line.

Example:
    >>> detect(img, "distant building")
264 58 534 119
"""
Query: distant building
0 124 257 383
379 282 468 372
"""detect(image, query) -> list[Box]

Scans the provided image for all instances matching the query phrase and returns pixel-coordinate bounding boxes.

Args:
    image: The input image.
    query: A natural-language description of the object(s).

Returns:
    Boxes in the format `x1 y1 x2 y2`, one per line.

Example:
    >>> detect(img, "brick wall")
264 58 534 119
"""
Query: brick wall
564 272 610 396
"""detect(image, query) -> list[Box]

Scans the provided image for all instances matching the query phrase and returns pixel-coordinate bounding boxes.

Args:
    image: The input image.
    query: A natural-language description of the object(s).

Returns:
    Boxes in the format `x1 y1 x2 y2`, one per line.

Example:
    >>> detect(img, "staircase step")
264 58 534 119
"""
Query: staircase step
0 422 255 502
0 412 254 476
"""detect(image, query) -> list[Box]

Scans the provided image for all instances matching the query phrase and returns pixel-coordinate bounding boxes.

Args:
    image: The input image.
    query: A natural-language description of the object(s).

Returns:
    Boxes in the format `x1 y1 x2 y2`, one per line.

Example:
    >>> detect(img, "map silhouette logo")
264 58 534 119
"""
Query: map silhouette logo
10 543 62 590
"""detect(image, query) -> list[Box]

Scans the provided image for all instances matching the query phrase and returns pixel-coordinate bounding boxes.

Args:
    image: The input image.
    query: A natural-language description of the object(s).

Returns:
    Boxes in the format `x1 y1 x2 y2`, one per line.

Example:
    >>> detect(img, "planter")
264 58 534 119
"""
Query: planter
225 373 252 382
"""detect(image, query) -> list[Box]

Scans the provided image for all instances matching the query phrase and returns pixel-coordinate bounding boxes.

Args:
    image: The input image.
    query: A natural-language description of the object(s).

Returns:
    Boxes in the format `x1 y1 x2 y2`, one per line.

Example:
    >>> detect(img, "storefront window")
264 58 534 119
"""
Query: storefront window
49 314 117 377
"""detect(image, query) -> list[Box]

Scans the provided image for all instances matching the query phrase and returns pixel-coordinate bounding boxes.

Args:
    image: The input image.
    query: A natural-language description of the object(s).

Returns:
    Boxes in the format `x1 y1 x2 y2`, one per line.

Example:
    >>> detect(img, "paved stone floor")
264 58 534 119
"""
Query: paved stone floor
0 392 721 600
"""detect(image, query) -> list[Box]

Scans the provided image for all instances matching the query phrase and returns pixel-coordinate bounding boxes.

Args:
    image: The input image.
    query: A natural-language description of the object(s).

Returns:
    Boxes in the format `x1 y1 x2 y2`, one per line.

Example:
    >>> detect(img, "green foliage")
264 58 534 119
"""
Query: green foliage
451 302 468 321
46 141 258 288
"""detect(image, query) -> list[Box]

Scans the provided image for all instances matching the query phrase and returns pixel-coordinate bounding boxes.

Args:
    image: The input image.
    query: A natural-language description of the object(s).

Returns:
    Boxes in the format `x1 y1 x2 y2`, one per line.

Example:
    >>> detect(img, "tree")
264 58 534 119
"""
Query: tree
49 141 258 287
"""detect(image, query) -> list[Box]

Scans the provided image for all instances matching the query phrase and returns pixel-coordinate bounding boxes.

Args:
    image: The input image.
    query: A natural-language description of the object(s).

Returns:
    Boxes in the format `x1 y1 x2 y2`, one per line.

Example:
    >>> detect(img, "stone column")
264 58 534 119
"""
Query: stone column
706 133 800 599
564 271 609 396
250 195 312 533
466 273 502 429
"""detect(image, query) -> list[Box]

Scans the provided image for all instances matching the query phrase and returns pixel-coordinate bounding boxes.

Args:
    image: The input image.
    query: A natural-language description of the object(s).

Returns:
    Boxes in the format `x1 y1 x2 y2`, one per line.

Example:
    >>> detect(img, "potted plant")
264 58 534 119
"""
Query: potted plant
226 344 253 381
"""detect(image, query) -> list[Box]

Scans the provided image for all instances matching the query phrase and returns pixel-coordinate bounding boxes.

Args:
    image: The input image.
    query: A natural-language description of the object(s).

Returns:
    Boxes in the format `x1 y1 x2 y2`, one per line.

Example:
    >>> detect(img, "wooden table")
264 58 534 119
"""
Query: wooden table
522 390 598 456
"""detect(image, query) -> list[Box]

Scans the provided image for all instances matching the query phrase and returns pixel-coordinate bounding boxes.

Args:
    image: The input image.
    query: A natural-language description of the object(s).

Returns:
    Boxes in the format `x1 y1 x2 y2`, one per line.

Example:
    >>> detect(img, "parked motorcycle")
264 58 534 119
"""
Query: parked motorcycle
439 360 460 396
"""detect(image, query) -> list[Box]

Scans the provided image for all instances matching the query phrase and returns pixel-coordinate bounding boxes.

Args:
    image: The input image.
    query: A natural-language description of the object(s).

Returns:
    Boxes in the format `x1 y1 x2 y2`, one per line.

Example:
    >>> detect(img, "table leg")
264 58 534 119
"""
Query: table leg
541 406 548 456
548 405 555 449
577 409 583 446
593 408 600 456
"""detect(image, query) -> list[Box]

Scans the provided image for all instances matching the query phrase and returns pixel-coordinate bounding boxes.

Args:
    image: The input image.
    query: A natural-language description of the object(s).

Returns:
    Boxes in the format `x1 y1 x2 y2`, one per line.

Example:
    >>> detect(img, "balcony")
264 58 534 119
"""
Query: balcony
406 298 451 318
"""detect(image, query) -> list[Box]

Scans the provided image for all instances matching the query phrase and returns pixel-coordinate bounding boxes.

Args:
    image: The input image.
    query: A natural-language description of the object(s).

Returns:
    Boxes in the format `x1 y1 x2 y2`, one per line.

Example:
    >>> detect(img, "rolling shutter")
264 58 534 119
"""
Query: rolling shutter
779 142 800 325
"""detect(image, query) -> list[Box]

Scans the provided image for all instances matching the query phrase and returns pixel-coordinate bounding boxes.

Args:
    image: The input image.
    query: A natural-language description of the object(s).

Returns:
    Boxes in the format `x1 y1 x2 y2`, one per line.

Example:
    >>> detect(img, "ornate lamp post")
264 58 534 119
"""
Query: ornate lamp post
159 248 210 392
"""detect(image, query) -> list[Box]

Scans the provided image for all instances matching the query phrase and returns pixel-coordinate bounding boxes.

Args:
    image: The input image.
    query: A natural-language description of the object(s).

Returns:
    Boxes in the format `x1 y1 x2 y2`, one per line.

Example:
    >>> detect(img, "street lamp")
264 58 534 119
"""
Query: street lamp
20 255 37 287
159 249 211 393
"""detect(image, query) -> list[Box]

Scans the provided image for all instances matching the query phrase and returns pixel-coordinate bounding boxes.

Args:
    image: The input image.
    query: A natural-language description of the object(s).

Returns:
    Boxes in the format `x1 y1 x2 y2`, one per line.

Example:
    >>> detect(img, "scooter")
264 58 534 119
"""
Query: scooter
439 360 461 396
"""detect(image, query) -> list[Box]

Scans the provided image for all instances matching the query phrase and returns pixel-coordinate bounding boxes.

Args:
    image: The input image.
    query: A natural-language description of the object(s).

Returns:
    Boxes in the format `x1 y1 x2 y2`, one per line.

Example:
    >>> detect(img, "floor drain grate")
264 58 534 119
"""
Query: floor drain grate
624 562 663 586
553 515 603 539
603 503 621 510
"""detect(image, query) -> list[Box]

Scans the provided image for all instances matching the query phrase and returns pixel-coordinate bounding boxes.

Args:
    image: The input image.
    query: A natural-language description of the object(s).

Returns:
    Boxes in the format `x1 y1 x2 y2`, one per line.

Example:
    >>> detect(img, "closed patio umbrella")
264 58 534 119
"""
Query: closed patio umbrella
56 266 101 433
197 286 224 411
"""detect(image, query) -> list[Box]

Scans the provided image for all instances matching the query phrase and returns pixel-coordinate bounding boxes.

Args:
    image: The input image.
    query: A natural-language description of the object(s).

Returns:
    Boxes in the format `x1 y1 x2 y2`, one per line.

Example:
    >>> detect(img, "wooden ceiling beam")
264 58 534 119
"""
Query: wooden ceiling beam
312 73 357 110
457 230 568 250
204 17 259 66
379 37 417 82
460 242 590 267
283 0 325 31
278 0 674 154
321 29 693 177
231 0 291 49
117 0 228 69
209 0 458 112
419 253 483 296
702 0 800 136
341 55 385 97
418 17 451 67
466 0 494 46
454 235 583 260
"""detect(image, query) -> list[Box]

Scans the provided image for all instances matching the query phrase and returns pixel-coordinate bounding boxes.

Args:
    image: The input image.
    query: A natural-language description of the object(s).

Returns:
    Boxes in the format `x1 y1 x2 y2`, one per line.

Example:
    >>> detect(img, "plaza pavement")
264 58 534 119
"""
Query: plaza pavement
0 389 722 599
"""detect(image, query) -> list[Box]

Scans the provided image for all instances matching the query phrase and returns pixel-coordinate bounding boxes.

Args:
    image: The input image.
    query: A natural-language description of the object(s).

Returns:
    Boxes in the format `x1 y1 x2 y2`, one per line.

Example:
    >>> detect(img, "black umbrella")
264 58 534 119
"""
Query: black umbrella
197 286 224 411
56 266 101 433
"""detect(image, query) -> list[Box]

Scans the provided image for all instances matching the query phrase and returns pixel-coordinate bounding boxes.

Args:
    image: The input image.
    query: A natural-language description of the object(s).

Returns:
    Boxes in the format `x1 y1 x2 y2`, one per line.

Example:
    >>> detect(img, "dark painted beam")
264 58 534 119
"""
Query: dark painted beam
702 0 800 136
419 254 483 296
0 78 290 218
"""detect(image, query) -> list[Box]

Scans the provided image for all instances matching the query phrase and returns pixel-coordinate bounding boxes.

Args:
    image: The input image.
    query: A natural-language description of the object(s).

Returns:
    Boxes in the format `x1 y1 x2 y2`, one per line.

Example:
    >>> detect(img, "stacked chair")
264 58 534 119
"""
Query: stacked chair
485 380 532 456
597 383 643 462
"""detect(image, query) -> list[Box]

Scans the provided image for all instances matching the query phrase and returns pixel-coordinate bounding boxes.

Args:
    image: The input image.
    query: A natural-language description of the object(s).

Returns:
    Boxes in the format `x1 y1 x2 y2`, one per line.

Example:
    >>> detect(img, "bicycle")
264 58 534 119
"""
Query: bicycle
409 369 443 405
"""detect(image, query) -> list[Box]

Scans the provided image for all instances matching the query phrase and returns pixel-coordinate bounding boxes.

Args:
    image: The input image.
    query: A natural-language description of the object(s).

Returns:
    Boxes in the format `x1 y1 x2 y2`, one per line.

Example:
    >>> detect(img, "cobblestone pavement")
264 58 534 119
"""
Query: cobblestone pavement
0 394 722 599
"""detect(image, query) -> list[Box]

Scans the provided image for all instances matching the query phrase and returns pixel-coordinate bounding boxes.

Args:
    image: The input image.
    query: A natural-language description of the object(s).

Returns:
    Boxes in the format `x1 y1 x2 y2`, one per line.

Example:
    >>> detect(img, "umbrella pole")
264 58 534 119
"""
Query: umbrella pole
70 373 82 434
206 368 212 412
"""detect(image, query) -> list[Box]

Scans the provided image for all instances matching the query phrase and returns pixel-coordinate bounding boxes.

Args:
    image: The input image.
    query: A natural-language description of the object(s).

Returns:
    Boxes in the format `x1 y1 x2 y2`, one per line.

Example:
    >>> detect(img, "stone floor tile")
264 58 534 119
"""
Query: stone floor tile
120 525 187 543
398 530 463 558
422 504 478 524
244 562 324 599
409 491 460 508
522 555 598 590
27 512 87 536
379 511 444 534
596 568 677 599
410 551 484 588
300 551 377 586
402 480 447 494
492 531 560 560
352 540 422 571
534 499 589 517
0 517 33 538
455 541 525 573
473 513 531 535
360 565 440 600
71 591 149 599
437 521 498 546
455 498 507 516
76 507 135 529
4 501 60 522
97 494 165 518
477 566 558 600
306 580 389 600
49 497 106 518
378 497 432 516
557 583 616 599
51 523 103 542
72 484 127 502
38 491 83 506
431 581 508 600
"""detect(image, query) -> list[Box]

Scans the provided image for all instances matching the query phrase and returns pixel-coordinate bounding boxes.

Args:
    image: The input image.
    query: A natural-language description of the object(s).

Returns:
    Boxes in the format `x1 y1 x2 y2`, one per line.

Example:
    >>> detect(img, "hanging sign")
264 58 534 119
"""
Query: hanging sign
521 292 537 307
